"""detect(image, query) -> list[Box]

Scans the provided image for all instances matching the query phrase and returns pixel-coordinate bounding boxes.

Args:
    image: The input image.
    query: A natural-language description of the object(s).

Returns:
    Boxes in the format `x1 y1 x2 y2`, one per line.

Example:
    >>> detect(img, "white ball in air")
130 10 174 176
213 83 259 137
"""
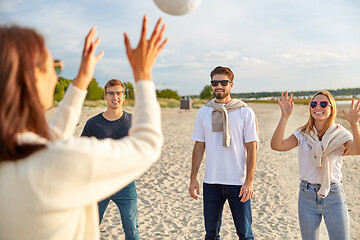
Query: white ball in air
153 0 202 16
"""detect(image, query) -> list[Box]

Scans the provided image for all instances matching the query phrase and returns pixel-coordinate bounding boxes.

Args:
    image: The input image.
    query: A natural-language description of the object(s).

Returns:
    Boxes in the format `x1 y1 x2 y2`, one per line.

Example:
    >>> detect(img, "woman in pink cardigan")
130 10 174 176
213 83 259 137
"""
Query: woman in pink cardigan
0 16 167 240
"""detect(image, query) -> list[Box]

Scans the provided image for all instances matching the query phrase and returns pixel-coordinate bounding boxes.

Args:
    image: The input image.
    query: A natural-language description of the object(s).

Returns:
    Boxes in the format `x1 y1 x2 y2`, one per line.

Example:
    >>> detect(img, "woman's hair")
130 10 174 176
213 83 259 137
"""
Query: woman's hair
299 90 337 138
0 25 50 161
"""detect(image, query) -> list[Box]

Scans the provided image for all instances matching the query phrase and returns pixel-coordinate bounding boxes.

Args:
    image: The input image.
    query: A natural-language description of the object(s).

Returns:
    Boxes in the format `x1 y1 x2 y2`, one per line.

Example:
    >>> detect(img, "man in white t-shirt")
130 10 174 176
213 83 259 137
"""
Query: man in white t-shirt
189 66 258 240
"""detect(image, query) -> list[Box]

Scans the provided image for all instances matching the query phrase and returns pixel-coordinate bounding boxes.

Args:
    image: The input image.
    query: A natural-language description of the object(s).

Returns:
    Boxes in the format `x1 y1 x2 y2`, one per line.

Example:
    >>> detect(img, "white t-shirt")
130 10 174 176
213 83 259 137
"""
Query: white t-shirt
192 105 259 185
293 129 349 184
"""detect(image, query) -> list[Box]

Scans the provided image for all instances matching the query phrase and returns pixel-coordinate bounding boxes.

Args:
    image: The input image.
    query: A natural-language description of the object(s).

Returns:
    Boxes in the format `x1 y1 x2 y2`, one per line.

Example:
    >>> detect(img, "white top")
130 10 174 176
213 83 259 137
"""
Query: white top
293 129 347 184
0 81 162 240
192 105 258 185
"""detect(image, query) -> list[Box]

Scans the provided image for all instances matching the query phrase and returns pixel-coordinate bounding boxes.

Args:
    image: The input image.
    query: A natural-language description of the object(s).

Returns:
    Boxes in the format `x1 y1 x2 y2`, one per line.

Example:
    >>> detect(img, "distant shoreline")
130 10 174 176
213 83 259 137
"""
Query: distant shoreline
78 98 356 111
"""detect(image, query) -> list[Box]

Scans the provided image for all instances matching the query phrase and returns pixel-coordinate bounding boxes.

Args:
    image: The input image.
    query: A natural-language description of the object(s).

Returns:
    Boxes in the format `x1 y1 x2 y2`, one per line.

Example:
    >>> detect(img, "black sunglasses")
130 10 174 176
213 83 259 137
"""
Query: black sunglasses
210 80 232 87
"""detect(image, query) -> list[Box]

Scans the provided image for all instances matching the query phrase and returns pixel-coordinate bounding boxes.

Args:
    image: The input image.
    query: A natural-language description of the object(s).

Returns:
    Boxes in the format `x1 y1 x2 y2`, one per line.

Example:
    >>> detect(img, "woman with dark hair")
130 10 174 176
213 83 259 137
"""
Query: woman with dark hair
0 16 167 239
271 91 360 239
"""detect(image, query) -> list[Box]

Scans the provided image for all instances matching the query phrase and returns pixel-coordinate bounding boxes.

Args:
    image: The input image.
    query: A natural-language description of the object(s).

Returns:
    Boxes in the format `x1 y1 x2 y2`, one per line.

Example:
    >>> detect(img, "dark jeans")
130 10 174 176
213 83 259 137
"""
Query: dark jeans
98 182 139 240
203 183 254 240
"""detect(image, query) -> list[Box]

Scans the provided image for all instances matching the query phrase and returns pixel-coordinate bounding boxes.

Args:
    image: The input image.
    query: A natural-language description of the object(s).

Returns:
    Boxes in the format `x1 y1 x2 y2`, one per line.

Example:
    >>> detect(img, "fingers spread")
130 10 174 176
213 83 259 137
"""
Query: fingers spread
139 15 148 46
154 24 167 50
150 18 163 44
85 27 97 52
124 33 133 60
351 99 355 109
95 50 104 62
289 93 293 102
159 38 168 50
88 37 101 56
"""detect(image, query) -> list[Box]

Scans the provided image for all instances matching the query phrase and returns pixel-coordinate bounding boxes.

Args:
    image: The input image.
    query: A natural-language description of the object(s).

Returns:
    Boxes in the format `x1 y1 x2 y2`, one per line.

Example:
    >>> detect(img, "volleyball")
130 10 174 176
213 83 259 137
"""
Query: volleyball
153 0 202 16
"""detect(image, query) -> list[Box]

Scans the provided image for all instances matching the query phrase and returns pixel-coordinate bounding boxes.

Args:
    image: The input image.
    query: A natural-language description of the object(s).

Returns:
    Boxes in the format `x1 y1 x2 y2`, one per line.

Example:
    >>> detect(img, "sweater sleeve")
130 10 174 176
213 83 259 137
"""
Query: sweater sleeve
32 81 163 209
48 84 87 140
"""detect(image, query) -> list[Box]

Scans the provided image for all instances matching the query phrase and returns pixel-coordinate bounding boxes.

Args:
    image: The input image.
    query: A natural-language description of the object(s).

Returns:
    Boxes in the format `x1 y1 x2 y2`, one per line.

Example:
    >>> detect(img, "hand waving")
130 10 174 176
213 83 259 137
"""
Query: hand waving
343 99 360 126
74 27 104 90
124 16 168 82
278 91 294 117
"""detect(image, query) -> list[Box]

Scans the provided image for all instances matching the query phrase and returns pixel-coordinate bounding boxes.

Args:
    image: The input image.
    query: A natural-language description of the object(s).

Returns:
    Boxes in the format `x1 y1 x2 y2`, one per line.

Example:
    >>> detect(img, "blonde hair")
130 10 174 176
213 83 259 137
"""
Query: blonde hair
299 91 337 139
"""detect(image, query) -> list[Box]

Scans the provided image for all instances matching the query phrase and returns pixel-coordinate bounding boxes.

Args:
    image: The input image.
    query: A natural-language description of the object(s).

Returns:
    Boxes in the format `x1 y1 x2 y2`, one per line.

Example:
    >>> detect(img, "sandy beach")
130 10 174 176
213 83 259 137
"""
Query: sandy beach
47 102 360 239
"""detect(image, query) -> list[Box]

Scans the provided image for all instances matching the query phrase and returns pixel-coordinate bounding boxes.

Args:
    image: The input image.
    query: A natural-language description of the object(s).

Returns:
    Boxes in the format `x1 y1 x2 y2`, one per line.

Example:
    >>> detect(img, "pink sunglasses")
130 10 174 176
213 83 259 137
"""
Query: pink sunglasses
309 100 332 109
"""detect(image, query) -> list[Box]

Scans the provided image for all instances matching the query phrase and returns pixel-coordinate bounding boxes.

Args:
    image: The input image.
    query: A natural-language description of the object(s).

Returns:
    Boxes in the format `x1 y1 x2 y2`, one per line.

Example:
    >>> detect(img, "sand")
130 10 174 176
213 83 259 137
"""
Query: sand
47 103 360 239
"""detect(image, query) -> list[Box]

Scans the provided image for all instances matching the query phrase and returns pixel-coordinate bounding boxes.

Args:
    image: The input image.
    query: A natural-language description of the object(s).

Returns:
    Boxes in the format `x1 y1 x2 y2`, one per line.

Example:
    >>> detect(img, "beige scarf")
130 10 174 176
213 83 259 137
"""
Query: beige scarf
304 123 352 198
206 99 248 147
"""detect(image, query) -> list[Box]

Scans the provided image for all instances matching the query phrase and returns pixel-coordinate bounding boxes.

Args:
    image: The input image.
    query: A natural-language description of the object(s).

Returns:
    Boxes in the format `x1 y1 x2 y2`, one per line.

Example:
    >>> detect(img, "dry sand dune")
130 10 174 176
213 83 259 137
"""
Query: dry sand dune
47 103 360 239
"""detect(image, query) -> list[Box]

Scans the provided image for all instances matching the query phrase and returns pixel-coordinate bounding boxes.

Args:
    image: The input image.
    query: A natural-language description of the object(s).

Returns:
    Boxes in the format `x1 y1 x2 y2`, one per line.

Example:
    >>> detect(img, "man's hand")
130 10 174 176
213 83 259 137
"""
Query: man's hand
239 180 253 202
189 179 200 200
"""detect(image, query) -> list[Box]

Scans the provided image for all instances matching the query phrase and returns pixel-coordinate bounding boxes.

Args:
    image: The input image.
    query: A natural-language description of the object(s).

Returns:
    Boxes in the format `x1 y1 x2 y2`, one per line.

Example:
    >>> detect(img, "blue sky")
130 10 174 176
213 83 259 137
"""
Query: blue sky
1 0 359 96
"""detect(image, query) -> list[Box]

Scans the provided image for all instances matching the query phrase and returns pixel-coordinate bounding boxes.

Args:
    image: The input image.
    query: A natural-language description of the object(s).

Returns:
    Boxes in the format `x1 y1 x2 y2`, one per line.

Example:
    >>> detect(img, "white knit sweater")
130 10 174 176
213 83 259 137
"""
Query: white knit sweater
0 81 163 240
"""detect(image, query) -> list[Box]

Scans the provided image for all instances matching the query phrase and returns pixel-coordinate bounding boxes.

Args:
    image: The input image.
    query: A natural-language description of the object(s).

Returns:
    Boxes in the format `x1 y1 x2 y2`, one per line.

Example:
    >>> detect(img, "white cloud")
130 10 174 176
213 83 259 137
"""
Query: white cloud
0 0 22 13
204 50 242 61
275 51 350 67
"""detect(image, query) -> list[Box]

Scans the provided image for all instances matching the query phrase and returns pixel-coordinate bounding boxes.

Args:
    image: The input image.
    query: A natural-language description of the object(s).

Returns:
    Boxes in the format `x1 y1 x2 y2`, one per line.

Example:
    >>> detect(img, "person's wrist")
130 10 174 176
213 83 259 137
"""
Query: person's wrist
190 176 197 181
281 113 290 119
73 75 90 90
244 178 254 184
133 70 152 82
350 122 359 128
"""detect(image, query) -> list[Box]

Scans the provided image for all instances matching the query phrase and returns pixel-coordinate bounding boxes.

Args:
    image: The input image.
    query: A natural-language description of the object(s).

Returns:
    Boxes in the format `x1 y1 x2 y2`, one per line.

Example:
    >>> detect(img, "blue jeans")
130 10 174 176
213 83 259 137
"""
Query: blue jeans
203 183 254 240
298 180 350 240
98 182 139 240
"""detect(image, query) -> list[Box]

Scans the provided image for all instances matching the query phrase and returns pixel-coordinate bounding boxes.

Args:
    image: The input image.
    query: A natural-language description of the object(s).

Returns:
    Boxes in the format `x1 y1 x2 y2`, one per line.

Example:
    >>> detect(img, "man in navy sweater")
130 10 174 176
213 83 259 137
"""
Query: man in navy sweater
81 79 139 240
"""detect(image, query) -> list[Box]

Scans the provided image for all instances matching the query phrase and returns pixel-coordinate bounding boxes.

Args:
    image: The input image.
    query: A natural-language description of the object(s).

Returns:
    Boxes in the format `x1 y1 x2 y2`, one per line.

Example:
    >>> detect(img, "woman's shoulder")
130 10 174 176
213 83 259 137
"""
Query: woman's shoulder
292 129 305 141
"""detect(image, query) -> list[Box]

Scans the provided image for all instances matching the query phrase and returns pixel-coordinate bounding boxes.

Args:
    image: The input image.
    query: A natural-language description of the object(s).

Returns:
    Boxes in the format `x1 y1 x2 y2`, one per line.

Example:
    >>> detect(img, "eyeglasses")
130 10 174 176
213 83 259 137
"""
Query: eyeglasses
309 100 332 109
105 91 124 97
210 80 232 87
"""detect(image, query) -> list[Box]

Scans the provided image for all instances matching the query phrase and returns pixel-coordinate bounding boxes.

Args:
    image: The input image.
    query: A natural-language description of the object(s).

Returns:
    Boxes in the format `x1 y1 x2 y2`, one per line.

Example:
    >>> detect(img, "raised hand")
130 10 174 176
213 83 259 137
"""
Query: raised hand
124 15 168 82
278 91 294 117
74 27 104 90
343 99 360 126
